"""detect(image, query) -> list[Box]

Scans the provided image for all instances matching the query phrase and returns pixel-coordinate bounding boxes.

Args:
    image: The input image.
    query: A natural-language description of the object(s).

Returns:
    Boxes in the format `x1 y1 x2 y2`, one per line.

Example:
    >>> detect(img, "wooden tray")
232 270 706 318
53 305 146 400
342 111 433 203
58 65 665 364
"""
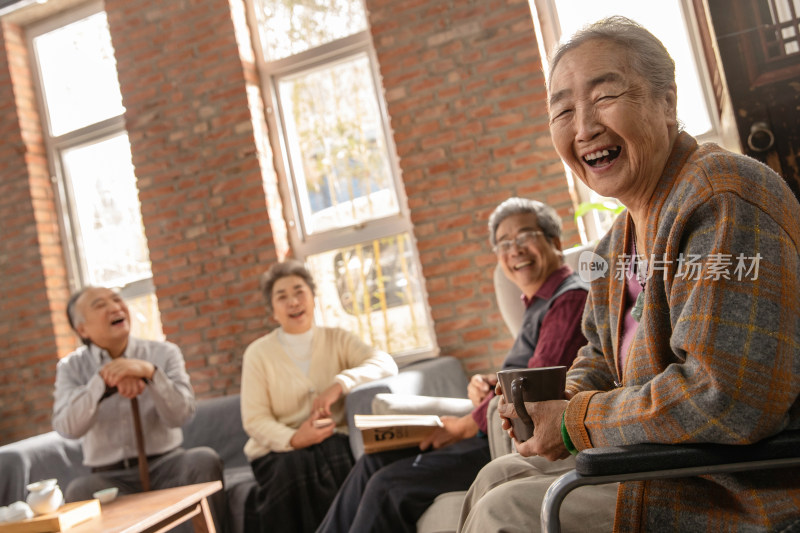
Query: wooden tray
0 500 100 533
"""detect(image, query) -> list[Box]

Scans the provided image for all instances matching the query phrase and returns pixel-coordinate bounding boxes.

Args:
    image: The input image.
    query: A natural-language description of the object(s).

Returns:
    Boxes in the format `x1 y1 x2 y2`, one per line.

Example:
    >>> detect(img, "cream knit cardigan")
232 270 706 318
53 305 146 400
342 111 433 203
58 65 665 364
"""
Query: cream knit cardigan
241 326 397 461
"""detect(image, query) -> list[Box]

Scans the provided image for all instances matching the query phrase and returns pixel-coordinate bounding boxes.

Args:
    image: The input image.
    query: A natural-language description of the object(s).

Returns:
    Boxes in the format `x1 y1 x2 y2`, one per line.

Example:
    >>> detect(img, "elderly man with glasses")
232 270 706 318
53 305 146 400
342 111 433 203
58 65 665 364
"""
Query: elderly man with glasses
316 197 589 533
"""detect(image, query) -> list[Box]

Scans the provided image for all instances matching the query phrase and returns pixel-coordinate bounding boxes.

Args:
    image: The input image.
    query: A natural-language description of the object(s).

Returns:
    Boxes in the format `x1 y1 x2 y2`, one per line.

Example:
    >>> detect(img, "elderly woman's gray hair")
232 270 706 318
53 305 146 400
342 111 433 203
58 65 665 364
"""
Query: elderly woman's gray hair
548 16 675 99
488 197 562 247
260 259 316 315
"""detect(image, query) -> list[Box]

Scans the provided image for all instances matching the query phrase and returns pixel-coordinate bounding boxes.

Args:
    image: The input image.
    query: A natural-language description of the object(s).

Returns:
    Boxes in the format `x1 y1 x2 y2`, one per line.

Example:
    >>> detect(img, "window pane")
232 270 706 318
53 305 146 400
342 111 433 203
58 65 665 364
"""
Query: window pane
554 1 713 137
279 53 399 235
306 233 433 355
127 291 165 342
62 133 153 288
253 0 367 61
33 11 124 136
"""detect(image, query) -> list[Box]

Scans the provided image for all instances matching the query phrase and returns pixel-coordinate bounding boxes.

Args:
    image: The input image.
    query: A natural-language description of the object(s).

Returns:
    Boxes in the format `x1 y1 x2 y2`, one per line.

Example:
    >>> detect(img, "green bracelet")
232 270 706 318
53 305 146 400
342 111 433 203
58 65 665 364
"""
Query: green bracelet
561 411 578 455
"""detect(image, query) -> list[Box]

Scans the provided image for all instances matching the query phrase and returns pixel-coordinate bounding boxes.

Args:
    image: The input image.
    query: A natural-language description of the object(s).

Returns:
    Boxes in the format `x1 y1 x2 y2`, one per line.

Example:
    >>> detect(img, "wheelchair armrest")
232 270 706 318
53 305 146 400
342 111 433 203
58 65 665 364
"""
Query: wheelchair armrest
576 429 800 477
542 430 800 533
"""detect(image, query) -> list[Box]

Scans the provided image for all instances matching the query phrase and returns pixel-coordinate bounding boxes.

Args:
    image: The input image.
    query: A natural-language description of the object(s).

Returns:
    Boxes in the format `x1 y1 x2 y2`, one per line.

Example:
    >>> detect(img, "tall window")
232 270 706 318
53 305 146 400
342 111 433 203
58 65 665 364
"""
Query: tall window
28 3 163 340
248 0 435 359
532 0 730 240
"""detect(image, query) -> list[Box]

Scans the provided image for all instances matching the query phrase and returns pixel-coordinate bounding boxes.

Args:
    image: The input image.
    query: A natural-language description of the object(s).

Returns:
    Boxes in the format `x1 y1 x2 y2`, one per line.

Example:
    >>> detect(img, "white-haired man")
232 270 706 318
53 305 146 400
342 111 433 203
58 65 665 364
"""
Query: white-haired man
53 286 225 531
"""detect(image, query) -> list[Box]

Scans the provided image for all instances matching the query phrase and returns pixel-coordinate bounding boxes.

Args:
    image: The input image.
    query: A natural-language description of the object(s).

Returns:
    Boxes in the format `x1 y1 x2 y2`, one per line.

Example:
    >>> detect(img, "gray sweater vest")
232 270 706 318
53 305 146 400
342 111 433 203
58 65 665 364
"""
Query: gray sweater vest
501 272 588 370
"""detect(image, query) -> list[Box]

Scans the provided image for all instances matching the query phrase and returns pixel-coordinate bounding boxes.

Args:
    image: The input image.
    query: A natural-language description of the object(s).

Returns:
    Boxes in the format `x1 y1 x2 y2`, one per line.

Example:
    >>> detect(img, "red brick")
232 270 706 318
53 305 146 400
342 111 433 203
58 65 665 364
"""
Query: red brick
0 0 578 445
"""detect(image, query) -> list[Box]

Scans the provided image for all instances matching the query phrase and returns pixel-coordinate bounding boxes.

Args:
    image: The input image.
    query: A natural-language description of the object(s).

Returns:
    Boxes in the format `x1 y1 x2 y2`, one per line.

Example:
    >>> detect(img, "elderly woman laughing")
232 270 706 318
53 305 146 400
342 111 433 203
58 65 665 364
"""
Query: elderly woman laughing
459 16 800 533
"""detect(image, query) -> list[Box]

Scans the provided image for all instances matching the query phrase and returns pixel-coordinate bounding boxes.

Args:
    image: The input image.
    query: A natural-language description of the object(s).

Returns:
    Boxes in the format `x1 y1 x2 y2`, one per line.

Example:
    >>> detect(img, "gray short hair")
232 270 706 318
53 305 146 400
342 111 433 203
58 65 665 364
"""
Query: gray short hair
66 286 94 345
488 198 562 247
260 260 316 315
548 16 675 99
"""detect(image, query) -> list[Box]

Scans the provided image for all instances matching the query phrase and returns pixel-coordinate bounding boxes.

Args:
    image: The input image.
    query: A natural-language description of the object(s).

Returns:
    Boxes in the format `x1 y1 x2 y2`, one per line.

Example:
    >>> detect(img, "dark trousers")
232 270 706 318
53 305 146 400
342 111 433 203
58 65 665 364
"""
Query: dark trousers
245 434 354 533
316 435 491 533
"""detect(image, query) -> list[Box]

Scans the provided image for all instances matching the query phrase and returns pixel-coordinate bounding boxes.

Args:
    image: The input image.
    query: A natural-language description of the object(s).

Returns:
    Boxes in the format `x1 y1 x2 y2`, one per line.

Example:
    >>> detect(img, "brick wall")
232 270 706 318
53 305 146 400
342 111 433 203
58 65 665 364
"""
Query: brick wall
0 21 73 443
365 0 579 372
0 0 577 444
104 0 278 397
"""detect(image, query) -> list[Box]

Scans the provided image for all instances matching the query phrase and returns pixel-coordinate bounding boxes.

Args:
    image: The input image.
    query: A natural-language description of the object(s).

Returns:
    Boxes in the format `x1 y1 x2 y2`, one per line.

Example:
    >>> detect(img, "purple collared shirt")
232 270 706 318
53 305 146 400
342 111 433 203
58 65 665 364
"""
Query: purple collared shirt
472 264 588 432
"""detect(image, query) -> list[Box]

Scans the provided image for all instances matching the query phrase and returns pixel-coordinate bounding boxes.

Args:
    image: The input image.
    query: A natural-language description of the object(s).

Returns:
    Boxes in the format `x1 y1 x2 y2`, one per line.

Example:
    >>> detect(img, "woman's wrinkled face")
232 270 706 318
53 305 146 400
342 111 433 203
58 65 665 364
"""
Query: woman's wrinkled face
271 275 315 334
548 39 677 208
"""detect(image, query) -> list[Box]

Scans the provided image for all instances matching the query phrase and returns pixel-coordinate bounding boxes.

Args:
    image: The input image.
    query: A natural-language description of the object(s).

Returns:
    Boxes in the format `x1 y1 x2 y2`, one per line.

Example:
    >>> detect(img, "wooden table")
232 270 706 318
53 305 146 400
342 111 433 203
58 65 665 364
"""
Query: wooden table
68 481 222 533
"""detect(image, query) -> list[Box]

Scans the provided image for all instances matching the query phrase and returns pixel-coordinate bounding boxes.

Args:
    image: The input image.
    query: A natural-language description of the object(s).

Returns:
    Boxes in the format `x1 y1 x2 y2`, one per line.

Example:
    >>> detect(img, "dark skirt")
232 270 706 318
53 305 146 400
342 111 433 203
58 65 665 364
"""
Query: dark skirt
244 434 354 533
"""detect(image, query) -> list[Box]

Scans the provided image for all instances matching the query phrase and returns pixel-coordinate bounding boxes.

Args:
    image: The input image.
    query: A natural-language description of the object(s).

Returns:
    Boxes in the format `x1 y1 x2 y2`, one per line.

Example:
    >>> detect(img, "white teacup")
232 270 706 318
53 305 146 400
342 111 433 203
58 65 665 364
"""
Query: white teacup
1 501 34 522
93 487 119 504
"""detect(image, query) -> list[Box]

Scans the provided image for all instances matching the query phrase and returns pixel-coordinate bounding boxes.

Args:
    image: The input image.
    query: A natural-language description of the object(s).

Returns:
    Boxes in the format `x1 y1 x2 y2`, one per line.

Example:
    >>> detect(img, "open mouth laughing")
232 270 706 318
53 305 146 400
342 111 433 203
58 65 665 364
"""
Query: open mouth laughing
513 260 532 270
583 146 621 167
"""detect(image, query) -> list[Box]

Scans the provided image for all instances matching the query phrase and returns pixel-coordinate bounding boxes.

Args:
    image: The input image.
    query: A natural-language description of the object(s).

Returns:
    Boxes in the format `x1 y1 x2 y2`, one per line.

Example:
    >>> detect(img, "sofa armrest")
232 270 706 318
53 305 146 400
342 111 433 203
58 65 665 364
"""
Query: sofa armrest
371 393 474 417
486 395 513 459
0 449 28 506
346 356 469 459
0 432 88 506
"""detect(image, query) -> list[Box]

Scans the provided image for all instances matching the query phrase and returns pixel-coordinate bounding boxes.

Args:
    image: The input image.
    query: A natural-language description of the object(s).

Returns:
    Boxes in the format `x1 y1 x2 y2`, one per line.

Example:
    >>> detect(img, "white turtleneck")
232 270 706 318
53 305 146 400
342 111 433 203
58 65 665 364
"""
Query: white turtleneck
278 326 315 375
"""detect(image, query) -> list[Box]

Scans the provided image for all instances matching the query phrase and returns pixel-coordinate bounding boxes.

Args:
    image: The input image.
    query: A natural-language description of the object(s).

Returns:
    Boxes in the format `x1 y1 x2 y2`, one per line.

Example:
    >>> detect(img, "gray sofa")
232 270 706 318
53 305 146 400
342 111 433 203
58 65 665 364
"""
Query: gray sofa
0 355 467 533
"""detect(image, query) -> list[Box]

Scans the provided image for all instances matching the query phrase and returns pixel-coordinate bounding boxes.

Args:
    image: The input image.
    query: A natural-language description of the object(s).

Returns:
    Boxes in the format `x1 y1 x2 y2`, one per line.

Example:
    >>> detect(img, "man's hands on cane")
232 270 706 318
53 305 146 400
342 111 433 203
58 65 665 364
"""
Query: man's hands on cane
99 358 155 398
115 376 146 398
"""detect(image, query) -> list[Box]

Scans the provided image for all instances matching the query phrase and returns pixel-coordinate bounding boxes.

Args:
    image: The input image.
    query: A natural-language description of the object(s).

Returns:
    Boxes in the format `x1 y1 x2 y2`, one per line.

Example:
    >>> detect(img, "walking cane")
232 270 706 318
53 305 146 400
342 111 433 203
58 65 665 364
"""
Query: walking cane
130 397 150 491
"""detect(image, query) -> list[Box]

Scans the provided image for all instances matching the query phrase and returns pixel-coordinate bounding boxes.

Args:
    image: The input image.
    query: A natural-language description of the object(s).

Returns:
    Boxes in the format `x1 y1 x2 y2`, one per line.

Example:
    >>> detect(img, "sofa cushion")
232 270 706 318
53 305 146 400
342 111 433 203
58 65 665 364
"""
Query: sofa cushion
371 393 474 417
182 394 250 469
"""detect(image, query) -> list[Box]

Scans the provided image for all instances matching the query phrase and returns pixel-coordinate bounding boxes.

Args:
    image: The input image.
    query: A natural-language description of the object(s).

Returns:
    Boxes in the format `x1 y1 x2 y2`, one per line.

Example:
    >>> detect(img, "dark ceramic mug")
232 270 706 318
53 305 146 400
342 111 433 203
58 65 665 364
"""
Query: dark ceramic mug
495 366 567 442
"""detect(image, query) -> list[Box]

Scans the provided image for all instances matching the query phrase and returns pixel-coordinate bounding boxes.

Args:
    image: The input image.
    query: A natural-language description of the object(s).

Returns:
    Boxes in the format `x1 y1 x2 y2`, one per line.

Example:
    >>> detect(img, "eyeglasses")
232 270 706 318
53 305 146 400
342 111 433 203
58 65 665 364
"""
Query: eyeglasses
493 230 545 255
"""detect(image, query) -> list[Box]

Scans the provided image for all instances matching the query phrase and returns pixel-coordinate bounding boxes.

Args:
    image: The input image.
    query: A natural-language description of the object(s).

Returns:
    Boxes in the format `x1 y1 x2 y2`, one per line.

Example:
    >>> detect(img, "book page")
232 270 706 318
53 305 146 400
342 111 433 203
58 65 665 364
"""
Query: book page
353 414 443 429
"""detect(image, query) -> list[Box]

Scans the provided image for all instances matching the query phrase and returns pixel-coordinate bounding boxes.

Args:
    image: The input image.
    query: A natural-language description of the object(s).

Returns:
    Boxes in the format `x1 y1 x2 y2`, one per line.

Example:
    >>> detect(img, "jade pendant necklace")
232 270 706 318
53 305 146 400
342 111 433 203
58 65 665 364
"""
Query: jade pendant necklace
631 234 647 322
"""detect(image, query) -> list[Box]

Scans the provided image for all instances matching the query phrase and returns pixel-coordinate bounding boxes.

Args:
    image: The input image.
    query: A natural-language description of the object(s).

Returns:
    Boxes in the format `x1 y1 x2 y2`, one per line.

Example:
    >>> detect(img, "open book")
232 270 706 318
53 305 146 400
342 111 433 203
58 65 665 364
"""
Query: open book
354 414 444 454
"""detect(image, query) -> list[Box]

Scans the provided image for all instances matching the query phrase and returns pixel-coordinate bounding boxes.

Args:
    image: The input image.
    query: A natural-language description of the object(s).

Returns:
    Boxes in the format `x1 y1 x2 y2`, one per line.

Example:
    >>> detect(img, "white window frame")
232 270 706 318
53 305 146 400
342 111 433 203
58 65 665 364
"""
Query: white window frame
245 5 438 361
26 1 160 328
262 32 415 256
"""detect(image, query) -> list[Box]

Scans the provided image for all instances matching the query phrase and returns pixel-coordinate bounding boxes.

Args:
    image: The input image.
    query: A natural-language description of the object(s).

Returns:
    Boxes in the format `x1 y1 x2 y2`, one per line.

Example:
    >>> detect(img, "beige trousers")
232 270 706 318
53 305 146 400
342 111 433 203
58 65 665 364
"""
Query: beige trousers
458 453 618 533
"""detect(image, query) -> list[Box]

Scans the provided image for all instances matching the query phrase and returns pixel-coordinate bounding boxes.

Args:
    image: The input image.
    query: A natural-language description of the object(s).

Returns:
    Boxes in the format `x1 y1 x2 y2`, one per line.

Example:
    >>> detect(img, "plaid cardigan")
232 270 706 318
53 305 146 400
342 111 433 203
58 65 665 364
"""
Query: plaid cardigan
564 132 800 531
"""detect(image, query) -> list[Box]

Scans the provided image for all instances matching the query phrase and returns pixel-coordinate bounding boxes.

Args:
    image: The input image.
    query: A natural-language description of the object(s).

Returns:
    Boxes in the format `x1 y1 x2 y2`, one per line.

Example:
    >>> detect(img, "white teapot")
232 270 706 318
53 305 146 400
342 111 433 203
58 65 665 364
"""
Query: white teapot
25 479 63 515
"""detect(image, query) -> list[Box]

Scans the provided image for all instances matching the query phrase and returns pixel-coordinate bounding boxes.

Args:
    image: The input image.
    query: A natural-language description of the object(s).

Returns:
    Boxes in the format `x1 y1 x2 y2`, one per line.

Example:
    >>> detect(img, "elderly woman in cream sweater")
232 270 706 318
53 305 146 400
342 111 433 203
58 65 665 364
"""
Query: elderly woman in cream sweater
240 259 397 533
